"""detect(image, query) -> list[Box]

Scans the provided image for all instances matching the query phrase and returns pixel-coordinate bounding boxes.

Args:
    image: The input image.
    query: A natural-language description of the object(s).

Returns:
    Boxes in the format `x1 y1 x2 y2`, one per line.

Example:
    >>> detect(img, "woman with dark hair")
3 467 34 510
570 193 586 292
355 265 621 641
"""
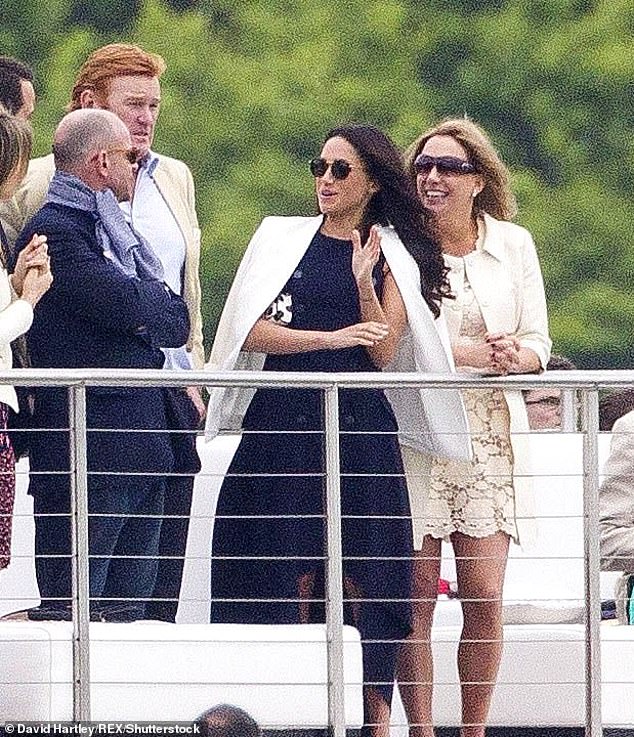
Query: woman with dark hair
397 118 551 737
205 123 469 735
0 110 52 570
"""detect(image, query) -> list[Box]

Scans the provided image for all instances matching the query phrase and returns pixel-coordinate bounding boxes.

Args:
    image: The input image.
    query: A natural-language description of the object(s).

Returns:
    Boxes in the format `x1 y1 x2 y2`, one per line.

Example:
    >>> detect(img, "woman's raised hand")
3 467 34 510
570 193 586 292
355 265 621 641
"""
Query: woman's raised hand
328 321 389 350
351 225 381 289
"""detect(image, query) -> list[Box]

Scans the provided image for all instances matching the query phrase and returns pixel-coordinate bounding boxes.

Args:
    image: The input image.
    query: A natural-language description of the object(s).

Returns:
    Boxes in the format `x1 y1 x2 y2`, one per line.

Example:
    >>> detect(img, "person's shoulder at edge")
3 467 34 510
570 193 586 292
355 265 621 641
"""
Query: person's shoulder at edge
16 203 94 254
611 410 634 437
0 154 55 244
244 214 321 245
7 154 55 213
259 214 320 229
152 151 190 177
17 152 55 192
232 215 321 279
481 211 536 249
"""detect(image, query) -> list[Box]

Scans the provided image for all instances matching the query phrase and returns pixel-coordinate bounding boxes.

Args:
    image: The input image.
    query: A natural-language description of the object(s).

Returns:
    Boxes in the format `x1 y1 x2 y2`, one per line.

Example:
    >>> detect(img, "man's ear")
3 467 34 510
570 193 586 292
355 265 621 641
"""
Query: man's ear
79 88 99 109
94 150 110 181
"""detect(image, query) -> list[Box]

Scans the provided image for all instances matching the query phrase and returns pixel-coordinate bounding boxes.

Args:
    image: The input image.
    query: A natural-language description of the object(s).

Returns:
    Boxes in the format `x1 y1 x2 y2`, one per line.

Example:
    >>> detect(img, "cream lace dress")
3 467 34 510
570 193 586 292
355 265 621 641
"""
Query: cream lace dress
403 250 519 548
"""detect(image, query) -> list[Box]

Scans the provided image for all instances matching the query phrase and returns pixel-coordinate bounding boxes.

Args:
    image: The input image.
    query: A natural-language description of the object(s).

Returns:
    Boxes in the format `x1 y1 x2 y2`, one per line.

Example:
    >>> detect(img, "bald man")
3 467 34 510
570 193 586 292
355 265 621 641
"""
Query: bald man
1 44 205 622
11 110 195 622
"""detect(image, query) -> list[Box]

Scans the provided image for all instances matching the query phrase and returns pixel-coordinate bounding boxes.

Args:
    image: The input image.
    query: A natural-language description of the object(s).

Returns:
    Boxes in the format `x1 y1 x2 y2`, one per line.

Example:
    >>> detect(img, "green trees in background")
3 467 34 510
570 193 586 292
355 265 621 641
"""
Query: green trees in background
1 0 632 366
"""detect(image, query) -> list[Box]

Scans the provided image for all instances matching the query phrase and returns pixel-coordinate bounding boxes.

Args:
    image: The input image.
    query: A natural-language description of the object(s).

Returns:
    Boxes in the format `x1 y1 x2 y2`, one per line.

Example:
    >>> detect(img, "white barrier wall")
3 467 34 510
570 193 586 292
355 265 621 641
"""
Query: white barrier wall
1 432 632 728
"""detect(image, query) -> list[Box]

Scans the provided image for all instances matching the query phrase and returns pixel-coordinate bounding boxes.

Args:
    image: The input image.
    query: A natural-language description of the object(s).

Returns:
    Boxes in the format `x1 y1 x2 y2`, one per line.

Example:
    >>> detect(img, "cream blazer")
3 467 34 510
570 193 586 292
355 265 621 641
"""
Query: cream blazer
599 410 634 573
441 213 552 547
0 152 205 368
0 267 34 412
205 215 471 462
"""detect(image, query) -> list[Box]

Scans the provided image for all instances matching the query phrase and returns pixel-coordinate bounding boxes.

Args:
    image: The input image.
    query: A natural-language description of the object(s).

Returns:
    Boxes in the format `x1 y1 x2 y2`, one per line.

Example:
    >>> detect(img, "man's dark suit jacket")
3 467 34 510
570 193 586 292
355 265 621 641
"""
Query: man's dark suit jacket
15 202 191 477
15 201 194 607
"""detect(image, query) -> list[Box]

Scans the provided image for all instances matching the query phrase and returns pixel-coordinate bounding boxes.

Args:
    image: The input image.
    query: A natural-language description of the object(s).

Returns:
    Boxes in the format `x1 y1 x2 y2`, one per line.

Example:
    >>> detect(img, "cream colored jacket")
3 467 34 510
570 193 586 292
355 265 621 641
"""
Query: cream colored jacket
600 410 634 573
408 213 552 548
442 213 551 368
0 153 205 368
0 268 34 412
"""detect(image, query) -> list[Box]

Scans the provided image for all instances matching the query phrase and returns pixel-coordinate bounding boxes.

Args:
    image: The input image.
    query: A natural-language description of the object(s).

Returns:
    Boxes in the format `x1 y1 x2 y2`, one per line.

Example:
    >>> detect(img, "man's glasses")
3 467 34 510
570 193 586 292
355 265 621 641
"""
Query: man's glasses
414 154 476 176
309 158 354 180
107 147 139 165
525 396 561 408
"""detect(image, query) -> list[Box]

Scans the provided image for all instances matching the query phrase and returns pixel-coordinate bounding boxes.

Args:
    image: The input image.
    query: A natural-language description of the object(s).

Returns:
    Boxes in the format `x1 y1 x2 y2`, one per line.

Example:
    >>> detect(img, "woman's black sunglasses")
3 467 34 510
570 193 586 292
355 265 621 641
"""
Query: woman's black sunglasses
309 158 354 180
414 154 476 176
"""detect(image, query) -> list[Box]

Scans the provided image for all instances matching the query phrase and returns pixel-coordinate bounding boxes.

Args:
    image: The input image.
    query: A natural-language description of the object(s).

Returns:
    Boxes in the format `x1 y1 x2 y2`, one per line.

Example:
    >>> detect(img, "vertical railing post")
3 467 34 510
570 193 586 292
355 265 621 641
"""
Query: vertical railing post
561 389 577 432
69 384 91 719
323 385 346 737
581 388 602 736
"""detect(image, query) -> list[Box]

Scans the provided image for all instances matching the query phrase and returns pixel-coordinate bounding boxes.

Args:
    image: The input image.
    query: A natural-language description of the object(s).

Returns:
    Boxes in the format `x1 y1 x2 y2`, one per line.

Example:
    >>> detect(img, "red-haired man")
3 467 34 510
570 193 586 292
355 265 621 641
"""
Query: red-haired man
0 44 204 623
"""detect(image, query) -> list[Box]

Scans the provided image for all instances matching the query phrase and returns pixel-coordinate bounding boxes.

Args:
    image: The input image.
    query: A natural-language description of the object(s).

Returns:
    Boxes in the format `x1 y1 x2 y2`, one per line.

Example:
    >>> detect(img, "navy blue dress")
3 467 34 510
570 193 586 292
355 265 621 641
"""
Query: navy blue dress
211 231 413 705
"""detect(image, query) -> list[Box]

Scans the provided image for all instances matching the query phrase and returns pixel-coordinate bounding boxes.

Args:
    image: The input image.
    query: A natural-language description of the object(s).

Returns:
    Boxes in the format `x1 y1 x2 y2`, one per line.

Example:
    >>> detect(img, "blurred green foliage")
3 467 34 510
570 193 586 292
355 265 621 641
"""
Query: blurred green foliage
1 0 632 367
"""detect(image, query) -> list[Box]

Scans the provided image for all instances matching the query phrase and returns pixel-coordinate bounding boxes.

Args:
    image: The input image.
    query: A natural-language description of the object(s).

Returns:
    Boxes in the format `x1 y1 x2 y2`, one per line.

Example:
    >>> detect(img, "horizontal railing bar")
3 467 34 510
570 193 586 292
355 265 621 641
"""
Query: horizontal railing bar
0 368 633 389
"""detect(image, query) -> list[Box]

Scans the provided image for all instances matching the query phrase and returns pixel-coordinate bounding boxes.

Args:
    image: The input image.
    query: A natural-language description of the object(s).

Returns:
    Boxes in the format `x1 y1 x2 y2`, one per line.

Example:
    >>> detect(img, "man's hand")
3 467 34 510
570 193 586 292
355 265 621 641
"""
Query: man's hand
11 233 48 296
20 264 53 307
186 385 206 424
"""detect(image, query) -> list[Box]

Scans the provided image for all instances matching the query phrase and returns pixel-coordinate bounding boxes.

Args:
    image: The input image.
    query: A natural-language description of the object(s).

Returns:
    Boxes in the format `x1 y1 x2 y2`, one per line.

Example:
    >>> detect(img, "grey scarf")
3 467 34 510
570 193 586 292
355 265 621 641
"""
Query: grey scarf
46 171 164 281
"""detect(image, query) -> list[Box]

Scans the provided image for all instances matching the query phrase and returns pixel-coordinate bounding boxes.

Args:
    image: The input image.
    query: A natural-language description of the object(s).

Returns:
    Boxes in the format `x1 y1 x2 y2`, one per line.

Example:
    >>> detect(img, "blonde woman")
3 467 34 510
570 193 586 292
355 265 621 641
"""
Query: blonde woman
396 118 551 737
0 109 52 568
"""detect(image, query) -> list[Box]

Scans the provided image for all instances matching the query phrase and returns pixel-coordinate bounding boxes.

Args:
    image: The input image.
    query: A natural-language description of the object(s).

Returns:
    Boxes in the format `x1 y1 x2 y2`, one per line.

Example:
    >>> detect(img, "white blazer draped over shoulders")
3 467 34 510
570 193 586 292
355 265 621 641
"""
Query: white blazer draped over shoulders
205 215 471 462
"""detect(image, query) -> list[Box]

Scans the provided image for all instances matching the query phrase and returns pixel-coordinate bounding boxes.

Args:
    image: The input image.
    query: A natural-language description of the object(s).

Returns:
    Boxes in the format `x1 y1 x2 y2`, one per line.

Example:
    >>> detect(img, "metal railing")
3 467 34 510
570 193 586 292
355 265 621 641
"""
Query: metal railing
1 367 632 734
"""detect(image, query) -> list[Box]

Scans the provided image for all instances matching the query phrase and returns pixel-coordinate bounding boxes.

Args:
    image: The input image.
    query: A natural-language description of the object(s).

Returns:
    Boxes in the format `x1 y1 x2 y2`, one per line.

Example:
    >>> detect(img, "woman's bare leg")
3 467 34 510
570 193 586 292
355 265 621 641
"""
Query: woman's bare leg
452 531 510 737
396 535 442 737
364 687 392 737
297 571 315 623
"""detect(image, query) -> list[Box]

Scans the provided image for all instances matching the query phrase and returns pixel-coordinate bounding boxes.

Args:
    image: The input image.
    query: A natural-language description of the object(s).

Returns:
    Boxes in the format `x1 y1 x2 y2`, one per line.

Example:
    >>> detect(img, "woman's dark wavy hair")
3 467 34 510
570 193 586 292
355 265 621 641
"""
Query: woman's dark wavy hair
325 123 450 318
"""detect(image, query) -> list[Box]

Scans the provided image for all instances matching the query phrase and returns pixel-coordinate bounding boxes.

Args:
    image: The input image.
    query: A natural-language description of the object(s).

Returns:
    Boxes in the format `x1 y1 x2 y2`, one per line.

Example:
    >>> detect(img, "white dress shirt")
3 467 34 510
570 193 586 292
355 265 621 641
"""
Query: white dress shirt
121 153 191 370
